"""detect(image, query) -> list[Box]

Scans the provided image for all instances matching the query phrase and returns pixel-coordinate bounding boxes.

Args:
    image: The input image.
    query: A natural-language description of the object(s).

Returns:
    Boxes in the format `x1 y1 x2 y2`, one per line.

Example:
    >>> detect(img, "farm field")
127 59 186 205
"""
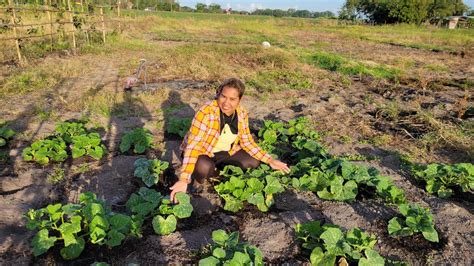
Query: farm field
0 10 473 265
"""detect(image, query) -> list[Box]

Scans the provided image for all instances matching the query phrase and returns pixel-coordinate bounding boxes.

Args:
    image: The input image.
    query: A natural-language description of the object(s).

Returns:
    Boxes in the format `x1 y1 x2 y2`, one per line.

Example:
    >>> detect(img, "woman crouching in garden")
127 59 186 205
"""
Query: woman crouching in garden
170 78 290 202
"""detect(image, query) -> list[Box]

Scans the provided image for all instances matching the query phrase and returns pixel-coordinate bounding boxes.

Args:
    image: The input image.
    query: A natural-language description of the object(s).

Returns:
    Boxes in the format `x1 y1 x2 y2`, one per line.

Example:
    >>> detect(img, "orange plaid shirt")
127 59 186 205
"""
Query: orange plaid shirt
180 100 272 181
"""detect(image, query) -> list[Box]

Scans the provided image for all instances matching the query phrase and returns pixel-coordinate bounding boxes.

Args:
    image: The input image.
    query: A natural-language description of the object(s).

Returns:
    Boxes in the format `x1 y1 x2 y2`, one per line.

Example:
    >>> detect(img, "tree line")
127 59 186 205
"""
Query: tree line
3 0 471 23
339 0 471 24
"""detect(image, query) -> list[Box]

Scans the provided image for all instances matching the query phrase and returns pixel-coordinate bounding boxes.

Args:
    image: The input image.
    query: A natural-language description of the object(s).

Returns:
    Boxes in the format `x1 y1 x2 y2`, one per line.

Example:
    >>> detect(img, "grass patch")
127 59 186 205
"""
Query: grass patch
307 51 401 80
247 69 312 92
47 167 65 184
1 69 61 98
324 23 474 53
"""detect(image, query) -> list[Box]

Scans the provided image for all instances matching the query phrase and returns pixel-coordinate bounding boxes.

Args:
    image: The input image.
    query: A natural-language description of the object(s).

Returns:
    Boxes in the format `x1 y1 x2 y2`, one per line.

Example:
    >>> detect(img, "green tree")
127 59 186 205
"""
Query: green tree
339 0 360 20
387 0 432 24
195 2 207 12
208 3 221 13
340 0 468 24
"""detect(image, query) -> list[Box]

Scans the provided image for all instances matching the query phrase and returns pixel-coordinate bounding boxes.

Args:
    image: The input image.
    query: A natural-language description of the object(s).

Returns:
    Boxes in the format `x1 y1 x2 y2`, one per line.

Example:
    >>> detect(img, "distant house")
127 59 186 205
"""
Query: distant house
445 16 474 29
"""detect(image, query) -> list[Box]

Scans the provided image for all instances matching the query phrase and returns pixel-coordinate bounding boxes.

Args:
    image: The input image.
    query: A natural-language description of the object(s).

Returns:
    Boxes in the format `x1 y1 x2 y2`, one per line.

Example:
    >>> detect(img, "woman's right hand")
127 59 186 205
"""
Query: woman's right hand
170 179 189 203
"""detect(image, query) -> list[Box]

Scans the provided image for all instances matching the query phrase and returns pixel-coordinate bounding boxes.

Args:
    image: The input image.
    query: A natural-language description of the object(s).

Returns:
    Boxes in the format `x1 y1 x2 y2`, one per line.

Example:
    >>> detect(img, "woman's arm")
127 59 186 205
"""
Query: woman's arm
239 110 289 173
171 108 210 203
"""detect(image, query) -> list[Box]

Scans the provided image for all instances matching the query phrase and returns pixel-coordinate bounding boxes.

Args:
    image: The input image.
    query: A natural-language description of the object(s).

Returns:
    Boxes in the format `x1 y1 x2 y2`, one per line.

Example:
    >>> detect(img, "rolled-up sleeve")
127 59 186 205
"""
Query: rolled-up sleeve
180 109 209 181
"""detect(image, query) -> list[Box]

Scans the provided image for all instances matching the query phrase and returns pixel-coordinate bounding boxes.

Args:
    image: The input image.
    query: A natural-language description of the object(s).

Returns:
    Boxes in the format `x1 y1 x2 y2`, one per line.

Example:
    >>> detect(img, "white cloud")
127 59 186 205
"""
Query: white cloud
249 3 264 11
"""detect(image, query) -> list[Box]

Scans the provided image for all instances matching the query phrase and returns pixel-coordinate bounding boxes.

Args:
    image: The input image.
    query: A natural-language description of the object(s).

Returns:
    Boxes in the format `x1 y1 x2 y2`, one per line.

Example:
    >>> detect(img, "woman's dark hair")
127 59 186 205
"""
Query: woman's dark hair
216 78 245 99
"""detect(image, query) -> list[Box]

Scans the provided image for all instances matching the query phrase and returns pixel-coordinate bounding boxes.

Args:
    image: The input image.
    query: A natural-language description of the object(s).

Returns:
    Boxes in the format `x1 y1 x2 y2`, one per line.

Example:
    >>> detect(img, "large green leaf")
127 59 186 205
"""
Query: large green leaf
109 213 131 233
212 247 227 259
226 231 240 249
264 175 284 195
60 237 85 260
172 202 193 219
222 195 244 213
247 192 264 206
320 227 351 256
83 203 105 221
421 227 439 243
226 251 251 265
32 229 57 256
358 249 385 266
152 215 177 235
309 247 336 266
106 229 126 247
388 217 413 237
199 256 220 266
58 216 82 246
212 230 229 246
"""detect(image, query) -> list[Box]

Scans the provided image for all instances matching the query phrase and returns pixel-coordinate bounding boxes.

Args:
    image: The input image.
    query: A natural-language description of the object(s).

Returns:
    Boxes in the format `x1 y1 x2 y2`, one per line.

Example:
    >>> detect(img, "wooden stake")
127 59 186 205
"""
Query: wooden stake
67 0 76 51
100 7 105 43
8 0 23 65
46 7 54 51
117 0 121 16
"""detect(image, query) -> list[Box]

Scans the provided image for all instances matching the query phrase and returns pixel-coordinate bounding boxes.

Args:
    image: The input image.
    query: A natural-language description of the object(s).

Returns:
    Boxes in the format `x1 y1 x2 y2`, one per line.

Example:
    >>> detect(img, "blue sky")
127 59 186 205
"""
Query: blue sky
178 0 474 14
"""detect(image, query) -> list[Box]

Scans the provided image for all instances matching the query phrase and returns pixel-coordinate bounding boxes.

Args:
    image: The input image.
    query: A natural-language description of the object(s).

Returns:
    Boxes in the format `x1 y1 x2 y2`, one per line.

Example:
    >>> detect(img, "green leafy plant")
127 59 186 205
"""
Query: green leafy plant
295 220 385 265
22 138 68 165
71 133 106 160
214 164 285 212
55 121 87 144
287 157 406 204
166 117 192 138
257 117 323 159
388 203 439 243
119 128 153 154
411 163 474 198
0 125 16 147
24 192 134 260
125 187 193 236
133 158 169 187
199 229 263 265
22 120 105 165
257 117 406 205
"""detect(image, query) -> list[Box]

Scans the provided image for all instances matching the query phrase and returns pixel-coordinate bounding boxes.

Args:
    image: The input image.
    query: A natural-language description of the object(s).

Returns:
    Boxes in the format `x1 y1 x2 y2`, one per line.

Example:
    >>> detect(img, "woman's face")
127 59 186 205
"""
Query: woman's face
217 86 241 116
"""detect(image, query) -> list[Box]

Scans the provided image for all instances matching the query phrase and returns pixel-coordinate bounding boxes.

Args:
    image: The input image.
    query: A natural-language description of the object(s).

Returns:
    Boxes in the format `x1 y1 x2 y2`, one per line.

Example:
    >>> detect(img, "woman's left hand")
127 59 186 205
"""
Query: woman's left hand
269 158 290 174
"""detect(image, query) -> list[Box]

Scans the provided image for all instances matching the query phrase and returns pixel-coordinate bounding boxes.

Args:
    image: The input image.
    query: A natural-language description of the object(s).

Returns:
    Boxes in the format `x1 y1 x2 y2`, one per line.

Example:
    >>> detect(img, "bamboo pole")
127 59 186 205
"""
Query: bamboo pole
100 6 105 43
8 0 23 65
47 10 53 50
46 0 54 51
67 0 76 51
117 1 120 16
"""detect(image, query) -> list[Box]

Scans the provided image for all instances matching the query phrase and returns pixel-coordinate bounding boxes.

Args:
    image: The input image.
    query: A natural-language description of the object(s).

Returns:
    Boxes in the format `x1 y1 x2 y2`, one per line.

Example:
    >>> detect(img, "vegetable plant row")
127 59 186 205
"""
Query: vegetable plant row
21 120 157 165
214 117 440 242
22 121 106 165
410 162 473 198
25 189 193 260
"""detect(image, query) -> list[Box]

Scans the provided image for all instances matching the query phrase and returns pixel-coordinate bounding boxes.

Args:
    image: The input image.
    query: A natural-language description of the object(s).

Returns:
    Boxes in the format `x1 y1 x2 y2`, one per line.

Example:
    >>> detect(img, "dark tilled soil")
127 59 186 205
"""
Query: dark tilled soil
1 41 473 264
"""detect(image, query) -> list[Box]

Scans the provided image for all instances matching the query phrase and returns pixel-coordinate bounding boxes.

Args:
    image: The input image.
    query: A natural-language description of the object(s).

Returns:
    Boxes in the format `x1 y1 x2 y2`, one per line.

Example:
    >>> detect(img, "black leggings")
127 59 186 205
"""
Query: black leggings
192 150 260 183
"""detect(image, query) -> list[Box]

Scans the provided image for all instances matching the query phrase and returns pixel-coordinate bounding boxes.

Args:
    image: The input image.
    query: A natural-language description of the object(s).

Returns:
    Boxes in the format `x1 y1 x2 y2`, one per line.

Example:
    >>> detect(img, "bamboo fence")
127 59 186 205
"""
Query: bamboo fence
0 1 122 65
